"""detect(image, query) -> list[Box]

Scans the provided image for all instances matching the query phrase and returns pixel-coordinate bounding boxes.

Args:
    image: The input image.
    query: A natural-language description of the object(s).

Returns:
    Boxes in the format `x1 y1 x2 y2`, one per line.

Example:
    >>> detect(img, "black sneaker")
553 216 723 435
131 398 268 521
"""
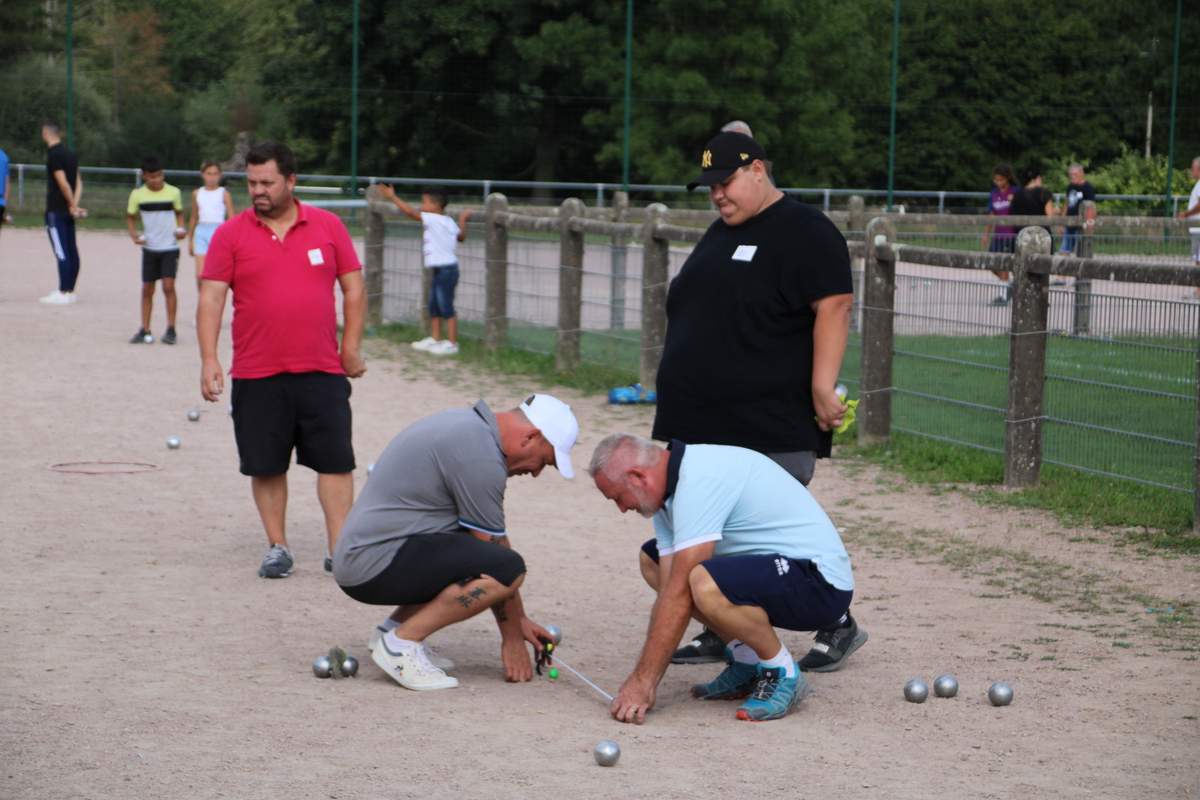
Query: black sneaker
162 327 177 345
129 328 153 344
671 628 727 664
799 614 869 673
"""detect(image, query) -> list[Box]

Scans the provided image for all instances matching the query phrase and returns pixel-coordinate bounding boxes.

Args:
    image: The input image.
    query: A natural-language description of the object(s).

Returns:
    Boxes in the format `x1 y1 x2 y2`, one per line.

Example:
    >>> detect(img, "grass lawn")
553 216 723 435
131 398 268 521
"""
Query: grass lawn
371 319 1196 536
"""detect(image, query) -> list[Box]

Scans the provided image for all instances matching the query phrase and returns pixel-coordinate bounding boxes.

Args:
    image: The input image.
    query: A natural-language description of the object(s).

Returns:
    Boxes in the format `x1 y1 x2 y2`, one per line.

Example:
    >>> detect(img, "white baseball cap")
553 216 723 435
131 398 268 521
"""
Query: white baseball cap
519 393 579 479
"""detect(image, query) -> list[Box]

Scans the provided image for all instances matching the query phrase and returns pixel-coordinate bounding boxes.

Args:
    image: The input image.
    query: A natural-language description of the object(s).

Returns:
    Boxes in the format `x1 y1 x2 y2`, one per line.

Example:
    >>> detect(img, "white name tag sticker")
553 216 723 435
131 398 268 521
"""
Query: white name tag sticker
307 248 325 266
732 245 757 262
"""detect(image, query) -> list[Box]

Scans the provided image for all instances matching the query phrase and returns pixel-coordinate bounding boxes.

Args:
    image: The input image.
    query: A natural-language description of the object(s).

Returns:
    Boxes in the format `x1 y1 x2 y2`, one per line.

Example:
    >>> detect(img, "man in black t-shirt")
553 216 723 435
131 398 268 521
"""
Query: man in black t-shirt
39 121 84 305
1058 163 1096 256
652 131 868 673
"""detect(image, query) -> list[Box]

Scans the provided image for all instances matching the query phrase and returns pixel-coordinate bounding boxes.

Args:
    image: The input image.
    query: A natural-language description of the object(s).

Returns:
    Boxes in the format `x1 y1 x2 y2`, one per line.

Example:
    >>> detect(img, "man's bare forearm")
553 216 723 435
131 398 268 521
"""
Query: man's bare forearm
341 281 366 353
812 295 852 392
196 288 224 360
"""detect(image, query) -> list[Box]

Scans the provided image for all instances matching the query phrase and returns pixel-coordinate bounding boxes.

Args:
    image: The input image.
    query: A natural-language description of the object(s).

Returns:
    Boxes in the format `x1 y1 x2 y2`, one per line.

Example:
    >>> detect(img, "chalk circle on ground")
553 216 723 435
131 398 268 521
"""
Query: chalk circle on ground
48 460 162 475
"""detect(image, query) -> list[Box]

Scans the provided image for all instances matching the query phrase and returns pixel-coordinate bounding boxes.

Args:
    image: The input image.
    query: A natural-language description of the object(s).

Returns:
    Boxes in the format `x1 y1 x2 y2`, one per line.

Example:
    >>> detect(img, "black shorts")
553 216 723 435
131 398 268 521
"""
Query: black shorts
231 371 355 476
142 249 180 282
339 533 526 606
641 539 851 632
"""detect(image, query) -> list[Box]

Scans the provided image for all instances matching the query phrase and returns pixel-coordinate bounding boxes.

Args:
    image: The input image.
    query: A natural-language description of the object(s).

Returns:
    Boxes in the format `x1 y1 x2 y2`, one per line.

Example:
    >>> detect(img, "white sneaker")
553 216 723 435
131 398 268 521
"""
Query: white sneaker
372 637 459 690
39 290 69 305
430 340 459 356
368 625 455 670
410 336 437 351
64 293 77 304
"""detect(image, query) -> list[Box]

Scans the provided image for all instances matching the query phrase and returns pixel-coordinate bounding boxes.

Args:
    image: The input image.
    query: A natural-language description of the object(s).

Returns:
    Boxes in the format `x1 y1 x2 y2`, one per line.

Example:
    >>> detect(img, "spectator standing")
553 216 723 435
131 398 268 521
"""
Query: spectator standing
377 185 471 356
1177 157 1200 300
1058 163 1097 255
40 121 84 305
125 156 185 345
992 167 1055 305
0 145 11 237
982 164 1018 302
187 161 235 287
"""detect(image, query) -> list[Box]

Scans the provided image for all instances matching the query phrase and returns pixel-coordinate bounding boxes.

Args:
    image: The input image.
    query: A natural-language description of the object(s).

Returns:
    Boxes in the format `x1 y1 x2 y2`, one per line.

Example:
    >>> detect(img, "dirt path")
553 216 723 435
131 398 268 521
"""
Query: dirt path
1 227 1197 800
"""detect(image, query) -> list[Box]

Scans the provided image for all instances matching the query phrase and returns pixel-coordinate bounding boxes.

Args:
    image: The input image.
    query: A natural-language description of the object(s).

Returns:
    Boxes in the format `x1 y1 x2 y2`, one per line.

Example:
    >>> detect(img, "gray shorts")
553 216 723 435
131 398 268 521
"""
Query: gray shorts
766 451 816 486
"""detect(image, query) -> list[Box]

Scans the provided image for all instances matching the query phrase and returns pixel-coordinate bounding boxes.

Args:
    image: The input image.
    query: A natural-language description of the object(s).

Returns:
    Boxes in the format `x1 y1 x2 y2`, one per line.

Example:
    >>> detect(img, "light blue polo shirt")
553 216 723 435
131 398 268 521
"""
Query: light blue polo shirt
652 444 853 591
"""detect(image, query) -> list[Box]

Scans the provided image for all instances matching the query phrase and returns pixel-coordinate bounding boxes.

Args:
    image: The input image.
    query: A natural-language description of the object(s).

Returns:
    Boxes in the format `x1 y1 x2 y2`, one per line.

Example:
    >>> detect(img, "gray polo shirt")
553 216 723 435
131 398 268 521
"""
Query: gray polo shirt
333 400 508 587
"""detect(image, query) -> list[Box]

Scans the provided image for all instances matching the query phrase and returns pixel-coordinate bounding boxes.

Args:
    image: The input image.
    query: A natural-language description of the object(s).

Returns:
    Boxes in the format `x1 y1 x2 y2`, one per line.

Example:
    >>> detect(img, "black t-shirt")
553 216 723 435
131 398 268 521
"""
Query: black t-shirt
651 195 852 455
46 143 79 214
1065 180 1096 218
1009 186 1053 217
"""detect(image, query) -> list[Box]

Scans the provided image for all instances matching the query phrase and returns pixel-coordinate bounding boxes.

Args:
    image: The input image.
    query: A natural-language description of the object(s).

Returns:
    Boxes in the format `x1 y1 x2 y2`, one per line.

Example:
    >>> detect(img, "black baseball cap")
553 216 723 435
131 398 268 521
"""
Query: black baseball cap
686 131 768 191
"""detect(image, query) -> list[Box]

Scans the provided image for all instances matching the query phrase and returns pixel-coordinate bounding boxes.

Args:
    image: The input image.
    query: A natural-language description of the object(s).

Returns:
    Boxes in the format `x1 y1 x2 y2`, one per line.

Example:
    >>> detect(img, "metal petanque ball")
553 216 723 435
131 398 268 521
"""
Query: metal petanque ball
312 655 334 678
988 681 1014 706
933 674 959 698
187 409 201 422
904 678 929 703
166 436 182 450
340 656 359 677
593 739 620 767
545 624 563 645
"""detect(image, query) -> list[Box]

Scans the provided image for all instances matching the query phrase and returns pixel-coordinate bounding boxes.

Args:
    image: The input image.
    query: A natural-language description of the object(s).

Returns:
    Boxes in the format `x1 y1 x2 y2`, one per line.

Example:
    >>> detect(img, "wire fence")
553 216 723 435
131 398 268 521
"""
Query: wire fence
882 263 1195 493
376 196 1197 509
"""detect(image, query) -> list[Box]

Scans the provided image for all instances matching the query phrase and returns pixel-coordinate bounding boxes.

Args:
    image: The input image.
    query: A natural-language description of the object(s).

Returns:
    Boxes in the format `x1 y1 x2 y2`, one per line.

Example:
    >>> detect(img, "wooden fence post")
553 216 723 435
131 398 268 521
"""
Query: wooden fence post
859 216 897 444
1072 199 1096 336
1004 226 1052 487
363 185 385 328
610 191 630 330
640 203 670 388
556 197 585 373
484 193 509 351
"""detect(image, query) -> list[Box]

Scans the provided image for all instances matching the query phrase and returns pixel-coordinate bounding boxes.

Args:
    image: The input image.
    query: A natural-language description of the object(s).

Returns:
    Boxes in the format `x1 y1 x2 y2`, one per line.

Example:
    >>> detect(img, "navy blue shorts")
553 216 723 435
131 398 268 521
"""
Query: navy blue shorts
428 264 459 318
641 539 851 632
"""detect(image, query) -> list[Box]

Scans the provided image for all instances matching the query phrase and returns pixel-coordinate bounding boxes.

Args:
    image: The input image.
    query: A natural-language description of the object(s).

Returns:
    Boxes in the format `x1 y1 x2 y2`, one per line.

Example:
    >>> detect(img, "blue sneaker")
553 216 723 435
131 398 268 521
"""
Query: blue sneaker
257 544 293 578
690 651 758 700
736 665 809 721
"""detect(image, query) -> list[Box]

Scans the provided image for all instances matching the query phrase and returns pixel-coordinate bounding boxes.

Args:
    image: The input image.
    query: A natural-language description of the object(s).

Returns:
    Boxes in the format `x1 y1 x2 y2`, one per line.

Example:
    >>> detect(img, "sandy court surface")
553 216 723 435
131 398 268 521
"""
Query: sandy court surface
2 227 1198 799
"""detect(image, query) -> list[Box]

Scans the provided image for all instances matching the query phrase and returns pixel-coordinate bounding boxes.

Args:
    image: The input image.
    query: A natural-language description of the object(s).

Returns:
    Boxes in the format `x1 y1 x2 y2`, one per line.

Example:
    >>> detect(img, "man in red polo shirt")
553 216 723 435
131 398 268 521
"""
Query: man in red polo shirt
198 141 367 579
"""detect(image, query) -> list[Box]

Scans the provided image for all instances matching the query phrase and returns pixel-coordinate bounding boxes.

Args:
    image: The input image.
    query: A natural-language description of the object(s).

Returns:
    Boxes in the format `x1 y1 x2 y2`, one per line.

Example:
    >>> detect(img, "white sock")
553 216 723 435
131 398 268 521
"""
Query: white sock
383 631 419 652
728 639 758 665
380 618 400 632
761 645 797 678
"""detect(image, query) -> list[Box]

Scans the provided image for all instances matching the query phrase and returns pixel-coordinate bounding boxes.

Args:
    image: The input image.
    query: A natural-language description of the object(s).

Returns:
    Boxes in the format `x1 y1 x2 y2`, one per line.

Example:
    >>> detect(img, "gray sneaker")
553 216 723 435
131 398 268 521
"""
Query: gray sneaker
258 544 293 578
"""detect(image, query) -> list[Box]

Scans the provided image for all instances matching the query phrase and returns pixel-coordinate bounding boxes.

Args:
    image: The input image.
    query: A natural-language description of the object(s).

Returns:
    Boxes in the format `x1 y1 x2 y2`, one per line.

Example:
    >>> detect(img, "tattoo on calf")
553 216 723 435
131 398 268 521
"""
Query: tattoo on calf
492 605 509 623
455 586 487 609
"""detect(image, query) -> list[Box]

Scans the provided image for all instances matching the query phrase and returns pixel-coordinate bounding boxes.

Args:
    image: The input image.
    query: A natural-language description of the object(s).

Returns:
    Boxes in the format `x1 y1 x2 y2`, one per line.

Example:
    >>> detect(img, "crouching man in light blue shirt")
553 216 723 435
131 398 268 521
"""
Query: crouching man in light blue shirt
590 433 857 724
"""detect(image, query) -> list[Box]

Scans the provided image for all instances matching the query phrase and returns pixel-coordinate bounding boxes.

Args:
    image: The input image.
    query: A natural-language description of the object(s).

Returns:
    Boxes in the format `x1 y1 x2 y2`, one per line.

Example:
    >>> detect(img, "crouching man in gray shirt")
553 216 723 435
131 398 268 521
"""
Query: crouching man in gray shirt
333 394 579 691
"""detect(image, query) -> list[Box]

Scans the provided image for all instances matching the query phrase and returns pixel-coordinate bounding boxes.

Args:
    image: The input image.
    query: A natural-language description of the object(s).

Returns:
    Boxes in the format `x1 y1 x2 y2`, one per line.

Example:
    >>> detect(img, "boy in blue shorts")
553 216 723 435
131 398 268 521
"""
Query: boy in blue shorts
378 184 471 356
126 156 185 344
590 434 858 724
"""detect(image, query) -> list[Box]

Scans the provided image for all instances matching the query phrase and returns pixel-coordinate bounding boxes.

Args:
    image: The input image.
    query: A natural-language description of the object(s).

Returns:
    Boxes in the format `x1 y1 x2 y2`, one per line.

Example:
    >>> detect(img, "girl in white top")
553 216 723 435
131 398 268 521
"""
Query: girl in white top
187 160 236 286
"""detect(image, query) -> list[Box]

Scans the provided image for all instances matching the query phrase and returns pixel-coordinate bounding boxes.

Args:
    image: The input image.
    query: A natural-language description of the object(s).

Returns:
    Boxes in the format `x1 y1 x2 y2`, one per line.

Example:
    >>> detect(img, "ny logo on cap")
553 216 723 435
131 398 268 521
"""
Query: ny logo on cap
740 153 749 161
701 149 713 168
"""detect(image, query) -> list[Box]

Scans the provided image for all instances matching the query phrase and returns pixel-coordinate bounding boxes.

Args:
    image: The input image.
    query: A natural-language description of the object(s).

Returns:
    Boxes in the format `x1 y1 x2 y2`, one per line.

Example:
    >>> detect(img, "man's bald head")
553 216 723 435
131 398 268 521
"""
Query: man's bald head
721 120 753 137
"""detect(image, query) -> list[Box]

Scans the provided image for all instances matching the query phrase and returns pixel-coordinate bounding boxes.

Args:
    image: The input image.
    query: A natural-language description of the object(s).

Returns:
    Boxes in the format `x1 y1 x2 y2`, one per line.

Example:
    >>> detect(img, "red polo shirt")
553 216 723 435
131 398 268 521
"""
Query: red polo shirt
202 201 361 379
